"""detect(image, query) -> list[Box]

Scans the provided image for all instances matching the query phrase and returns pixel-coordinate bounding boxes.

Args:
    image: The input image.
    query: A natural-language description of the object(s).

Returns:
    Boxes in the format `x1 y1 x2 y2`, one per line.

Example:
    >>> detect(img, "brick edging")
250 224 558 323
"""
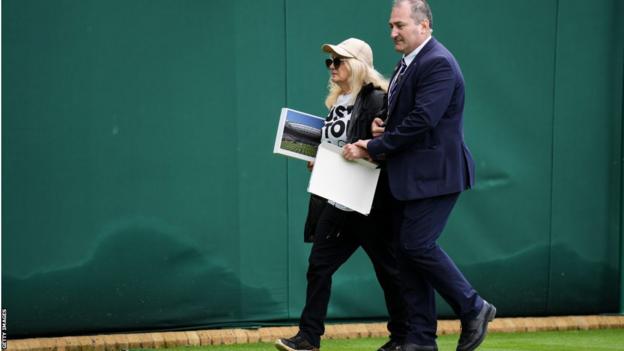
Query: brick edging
6 315 624 351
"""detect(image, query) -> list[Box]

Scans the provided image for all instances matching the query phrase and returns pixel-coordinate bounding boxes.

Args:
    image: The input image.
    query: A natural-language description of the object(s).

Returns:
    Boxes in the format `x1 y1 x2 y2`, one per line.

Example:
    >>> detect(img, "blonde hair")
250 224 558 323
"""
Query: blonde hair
324 58 389 109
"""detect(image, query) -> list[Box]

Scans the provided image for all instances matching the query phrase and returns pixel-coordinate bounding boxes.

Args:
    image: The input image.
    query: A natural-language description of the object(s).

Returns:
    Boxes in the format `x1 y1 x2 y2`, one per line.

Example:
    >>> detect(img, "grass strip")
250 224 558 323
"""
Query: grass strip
134 328 624 351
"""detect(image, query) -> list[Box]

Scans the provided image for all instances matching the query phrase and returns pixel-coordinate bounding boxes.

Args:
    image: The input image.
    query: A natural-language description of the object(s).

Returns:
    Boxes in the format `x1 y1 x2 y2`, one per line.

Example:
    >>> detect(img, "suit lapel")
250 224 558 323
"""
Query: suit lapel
385 60 403 117
387 37 438 120
389 60 402 85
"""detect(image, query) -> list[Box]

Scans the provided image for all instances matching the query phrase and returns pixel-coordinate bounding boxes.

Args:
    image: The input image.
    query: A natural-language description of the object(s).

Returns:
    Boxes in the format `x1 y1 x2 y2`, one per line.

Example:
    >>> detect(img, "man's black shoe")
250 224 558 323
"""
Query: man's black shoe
457 300 497 351
403 343 438 351
275 334 319 351
378 339 403 351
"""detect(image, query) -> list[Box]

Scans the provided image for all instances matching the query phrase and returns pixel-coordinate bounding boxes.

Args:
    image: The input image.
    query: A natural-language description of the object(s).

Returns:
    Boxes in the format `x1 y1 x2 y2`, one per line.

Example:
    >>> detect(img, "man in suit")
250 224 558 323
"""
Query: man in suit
343 1 495 350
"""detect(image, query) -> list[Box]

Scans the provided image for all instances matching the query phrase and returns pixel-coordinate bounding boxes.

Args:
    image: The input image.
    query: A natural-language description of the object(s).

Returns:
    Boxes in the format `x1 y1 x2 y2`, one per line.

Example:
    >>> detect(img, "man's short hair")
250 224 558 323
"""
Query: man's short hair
394 0 433 29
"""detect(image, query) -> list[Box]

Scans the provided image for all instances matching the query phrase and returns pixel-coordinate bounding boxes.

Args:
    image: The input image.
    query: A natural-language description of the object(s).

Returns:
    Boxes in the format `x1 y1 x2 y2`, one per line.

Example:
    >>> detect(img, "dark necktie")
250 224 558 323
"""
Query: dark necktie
388 58 407 108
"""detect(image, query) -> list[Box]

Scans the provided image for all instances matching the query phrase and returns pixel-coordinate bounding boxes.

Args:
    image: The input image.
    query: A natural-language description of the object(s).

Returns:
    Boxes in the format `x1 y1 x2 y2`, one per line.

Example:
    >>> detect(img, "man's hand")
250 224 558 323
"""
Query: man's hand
354 139 369 149
372 118 385 137
343 140 371 161
306 160 314 172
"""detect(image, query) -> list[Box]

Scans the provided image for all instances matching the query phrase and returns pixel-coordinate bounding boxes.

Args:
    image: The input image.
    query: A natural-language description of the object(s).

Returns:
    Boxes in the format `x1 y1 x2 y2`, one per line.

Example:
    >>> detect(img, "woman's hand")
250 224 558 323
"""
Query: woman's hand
343 141 371 161
307 161 314 172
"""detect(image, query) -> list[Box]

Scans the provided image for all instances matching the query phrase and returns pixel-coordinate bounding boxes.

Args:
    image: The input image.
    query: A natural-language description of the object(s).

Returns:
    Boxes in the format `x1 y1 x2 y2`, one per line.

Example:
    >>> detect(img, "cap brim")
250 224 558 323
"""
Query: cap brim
321 44 354 58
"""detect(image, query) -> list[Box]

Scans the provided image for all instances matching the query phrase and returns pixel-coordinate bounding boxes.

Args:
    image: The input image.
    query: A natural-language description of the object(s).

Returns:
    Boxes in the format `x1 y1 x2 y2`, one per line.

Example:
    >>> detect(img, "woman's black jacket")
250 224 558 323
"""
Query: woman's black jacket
346 83 387 143
303 83 387 242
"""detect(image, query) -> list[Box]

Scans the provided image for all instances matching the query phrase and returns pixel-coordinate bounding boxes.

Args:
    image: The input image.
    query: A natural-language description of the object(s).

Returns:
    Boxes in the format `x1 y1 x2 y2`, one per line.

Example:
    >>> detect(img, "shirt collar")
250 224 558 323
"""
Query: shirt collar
402 35 432 67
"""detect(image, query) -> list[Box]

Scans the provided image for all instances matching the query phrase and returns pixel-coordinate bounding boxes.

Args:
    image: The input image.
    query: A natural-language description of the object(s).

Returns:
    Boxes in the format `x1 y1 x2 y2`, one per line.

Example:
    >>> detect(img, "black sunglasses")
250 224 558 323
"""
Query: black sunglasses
325 57 345 69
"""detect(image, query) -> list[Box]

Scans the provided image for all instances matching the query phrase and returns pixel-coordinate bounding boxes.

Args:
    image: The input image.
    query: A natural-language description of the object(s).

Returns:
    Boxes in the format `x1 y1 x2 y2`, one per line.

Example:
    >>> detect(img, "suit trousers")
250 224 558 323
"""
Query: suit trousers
391 192 483 346
299 203 407 347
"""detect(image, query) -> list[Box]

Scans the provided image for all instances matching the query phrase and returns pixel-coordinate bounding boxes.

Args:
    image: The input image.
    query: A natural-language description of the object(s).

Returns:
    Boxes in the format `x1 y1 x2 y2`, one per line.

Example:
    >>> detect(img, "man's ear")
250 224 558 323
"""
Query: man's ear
420 19 430 33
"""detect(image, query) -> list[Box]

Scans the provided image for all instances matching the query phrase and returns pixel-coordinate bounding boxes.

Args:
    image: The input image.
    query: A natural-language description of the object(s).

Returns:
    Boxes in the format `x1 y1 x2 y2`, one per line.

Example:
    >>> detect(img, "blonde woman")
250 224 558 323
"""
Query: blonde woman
276 38 407 351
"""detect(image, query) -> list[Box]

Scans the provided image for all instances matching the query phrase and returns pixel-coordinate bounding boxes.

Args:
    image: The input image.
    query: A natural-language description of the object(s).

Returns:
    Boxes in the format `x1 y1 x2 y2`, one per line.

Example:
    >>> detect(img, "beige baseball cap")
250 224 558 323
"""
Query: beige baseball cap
321 38 373 67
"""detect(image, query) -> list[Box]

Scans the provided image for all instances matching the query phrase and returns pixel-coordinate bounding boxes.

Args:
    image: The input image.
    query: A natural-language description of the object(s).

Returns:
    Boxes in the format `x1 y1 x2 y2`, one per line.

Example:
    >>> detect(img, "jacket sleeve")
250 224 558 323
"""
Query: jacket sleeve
368 57 456 157
350 88 386 142
361 90 386 138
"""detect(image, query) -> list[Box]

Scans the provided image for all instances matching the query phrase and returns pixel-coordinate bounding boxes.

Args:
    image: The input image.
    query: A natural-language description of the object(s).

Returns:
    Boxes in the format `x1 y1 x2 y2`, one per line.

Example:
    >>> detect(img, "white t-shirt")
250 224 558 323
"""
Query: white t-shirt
322 93 354 212
322 93 353 147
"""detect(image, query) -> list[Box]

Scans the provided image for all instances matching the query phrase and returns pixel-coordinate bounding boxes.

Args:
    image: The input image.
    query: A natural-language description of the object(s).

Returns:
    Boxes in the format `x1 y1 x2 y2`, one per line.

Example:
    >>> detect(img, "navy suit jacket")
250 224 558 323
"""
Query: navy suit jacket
368 37 475 201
